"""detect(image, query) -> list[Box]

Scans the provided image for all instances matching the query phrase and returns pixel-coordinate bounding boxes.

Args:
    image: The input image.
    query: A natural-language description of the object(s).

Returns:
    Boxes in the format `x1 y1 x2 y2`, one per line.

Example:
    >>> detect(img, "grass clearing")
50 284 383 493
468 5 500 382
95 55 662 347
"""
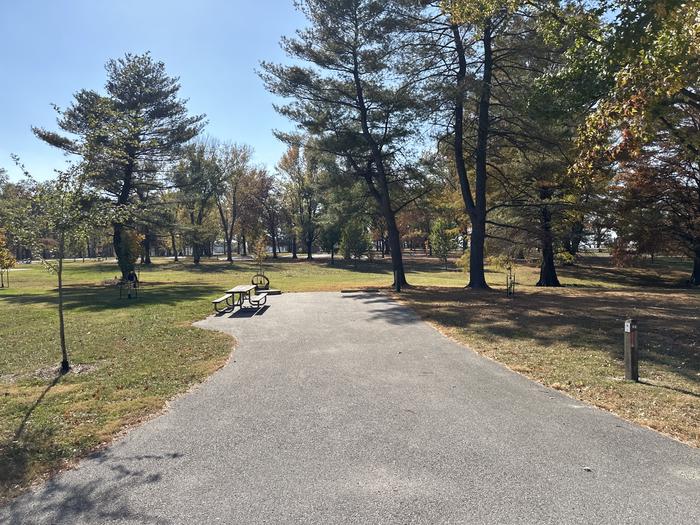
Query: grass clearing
0 252 698 501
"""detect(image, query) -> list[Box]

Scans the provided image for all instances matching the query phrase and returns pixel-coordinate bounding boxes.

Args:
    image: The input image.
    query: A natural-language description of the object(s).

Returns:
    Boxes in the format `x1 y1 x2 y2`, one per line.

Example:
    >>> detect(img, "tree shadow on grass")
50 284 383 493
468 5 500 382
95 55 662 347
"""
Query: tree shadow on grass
1 448 181 523
322 259 393 275
1 374 63 504
1 372 83 506
151 260 247 274
0 284 224 313
298 255 456 274
638 380 700 399
404 286 700 386
13 374 63 442
556 259 693 288
56 261 126 275
61 258 253 276
325 256 498 276
1 427 58 506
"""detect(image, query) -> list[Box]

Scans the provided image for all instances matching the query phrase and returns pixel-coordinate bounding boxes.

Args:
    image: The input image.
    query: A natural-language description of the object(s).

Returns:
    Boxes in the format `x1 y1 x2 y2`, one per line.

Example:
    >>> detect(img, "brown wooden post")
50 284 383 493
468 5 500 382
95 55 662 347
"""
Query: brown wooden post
624 319 639 381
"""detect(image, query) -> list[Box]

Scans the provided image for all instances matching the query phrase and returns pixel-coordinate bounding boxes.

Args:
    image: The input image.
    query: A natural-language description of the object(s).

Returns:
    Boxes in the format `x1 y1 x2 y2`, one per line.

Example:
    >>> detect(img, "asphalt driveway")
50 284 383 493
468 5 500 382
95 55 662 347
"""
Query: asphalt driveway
2 292 699 524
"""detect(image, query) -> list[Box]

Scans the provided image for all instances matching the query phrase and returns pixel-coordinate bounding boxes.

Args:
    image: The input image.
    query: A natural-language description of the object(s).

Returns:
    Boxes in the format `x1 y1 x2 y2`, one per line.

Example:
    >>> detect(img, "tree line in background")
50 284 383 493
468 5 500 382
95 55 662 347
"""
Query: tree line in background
0 0 698 290
261 0 699 287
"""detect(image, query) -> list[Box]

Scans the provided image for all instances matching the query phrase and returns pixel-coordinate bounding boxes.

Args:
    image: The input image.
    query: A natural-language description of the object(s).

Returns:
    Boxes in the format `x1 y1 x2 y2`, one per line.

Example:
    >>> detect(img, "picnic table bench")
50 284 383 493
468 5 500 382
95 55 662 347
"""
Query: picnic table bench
248 292 268 307
212 293 233 312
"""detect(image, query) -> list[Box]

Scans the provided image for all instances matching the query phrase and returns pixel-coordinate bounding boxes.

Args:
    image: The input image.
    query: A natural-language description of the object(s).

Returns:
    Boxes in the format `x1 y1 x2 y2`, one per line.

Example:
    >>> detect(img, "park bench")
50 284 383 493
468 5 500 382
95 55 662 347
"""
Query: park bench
212 293 233 312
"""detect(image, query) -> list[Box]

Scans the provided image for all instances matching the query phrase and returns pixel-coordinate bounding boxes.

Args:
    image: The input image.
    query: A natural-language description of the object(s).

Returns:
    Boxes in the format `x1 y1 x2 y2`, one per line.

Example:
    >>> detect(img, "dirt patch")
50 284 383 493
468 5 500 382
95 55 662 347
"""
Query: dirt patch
29 363 100 381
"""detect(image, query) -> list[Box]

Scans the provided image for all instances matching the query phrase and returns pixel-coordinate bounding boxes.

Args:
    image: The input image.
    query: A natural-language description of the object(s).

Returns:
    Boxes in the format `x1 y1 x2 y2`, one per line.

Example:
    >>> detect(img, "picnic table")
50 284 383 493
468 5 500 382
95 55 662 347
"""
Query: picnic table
212 284 269 312
226 284 256 308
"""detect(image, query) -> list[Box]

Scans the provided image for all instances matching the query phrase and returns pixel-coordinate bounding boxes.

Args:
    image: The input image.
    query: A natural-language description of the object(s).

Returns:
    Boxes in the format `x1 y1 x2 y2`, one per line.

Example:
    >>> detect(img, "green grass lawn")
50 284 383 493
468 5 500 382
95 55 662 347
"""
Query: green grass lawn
1 252 698 501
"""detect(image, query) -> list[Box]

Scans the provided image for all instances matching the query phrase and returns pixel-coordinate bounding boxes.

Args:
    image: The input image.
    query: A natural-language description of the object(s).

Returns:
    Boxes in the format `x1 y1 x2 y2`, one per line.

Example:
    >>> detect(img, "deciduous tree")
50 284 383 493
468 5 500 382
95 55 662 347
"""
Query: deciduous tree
11 167 121 373
575 0 700 283
278 144 323 259
214 143 253 262
430 218 456 269
0 229 16 288
171 142 221 265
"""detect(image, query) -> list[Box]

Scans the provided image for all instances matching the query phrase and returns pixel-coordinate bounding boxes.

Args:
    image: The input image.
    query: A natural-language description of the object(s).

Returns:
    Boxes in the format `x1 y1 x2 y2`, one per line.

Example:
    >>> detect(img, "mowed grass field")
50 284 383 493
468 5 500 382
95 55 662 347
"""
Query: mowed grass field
0 252 698 501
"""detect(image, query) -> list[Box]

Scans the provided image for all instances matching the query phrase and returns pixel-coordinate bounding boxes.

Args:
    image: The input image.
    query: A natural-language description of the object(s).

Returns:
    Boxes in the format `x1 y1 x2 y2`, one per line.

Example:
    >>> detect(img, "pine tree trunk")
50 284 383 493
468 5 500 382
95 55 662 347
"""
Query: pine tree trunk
350 40 407 291
690 249 700 286
112 161 134 278
468 216 489 289
564 221 584 256
536 195 561 287
113 224 133 279
467 22 492 290
242 234 247 256
171 232 179 262
226 237 233 262
451 22 492 290
387 215 408 291
306 237 313 260
291 235 297 259
143 233 152 265
537 237 561 287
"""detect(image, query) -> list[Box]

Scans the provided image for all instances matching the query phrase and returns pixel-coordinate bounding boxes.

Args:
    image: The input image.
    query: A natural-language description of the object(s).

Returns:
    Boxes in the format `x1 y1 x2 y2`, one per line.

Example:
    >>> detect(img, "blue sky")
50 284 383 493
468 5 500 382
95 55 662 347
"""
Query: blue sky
0 0 306 180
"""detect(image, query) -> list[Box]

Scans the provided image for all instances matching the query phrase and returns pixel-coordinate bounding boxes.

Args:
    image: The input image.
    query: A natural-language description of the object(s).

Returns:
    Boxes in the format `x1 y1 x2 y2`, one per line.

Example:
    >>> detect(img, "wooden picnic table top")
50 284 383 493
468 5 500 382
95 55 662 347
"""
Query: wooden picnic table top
226 284 256 293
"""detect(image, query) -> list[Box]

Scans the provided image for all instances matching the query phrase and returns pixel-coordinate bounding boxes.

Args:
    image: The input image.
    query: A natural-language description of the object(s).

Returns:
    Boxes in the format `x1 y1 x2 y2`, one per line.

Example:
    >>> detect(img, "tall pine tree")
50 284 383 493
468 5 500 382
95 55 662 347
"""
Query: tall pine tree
261 0 428 290
34 53 204 277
